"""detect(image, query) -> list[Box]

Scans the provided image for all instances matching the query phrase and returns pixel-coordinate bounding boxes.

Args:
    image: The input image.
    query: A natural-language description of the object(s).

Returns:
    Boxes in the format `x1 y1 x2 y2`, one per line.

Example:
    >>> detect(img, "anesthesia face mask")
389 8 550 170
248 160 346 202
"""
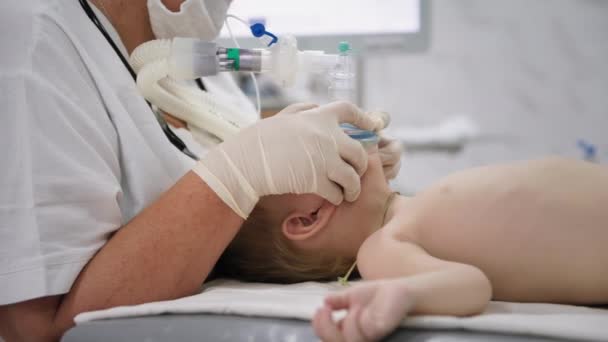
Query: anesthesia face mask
341 124 379 153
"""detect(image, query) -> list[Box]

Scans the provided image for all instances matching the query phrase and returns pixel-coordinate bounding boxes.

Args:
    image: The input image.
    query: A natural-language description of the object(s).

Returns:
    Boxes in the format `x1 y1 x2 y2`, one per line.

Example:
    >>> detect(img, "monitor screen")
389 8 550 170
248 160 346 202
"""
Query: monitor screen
219 0 427 53
221 0 420 36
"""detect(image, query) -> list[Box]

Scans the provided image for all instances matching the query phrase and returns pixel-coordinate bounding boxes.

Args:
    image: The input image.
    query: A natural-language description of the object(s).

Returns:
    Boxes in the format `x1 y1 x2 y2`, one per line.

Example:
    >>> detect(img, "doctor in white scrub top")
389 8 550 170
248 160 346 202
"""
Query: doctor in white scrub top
0 0 402 340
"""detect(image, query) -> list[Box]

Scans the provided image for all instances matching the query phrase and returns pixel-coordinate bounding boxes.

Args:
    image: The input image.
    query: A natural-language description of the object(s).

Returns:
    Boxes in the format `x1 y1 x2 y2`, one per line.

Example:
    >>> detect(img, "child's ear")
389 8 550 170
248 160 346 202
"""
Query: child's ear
282 202 335 241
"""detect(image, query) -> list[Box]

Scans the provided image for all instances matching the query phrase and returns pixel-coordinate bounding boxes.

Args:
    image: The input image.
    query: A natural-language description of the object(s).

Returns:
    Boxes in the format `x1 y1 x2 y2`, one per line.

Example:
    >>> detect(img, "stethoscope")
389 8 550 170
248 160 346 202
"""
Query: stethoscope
78 0 199 160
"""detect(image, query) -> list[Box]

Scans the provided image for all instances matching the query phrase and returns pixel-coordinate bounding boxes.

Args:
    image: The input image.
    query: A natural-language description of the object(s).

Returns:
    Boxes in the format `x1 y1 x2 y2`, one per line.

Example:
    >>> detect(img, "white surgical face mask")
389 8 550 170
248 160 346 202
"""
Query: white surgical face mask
148 0 232 40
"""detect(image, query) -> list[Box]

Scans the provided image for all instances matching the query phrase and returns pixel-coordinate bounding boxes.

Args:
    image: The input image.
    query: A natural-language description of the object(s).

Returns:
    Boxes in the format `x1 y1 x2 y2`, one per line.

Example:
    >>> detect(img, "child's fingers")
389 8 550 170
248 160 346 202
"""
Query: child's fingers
312 308 323 336
341 306 367 342
325 292 351 310
312 306 345 342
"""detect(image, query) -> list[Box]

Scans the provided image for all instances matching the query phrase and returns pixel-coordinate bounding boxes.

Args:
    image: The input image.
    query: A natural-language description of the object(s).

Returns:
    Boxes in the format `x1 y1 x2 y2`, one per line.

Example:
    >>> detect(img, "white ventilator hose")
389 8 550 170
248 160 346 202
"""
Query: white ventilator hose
129 39 385 144
129 39 251 143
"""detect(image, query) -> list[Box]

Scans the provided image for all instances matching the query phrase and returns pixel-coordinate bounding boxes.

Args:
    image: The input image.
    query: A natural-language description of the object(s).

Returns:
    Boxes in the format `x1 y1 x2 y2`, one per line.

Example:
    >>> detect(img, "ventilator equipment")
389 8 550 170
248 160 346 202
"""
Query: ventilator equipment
128 19 368 146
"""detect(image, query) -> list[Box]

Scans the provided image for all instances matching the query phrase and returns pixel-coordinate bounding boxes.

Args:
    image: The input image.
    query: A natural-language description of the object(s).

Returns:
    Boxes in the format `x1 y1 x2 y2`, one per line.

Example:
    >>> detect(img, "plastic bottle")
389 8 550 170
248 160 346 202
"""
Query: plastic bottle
328 41 357 103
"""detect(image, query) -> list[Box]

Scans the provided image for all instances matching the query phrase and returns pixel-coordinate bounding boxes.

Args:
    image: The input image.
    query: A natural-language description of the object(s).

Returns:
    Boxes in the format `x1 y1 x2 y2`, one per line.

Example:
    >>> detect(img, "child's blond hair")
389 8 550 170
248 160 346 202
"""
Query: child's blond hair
215 203 355 283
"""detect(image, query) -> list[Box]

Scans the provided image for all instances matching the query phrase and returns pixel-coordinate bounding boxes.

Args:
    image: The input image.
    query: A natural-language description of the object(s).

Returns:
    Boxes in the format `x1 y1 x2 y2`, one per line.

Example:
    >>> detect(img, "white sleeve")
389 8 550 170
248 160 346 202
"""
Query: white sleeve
0 71 123 305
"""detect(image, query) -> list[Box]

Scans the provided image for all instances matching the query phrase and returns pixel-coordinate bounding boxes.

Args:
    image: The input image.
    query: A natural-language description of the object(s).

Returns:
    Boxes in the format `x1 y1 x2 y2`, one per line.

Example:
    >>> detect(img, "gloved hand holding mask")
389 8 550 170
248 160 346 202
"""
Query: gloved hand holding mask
193 102 382 219
279 106 404 181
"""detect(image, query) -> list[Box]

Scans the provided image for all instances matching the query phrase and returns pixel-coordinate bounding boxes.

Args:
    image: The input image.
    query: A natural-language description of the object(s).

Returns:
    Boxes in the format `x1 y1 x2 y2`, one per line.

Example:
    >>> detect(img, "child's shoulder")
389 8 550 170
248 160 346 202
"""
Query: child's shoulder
356 229 391 280
356 229 384 263
356 227 427 280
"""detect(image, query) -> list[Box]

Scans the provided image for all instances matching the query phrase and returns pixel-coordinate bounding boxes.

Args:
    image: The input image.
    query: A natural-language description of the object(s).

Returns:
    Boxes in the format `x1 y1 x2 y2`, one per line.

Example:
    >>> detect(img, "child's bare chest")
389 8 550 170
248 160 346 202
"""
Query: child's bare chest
399 169 608 303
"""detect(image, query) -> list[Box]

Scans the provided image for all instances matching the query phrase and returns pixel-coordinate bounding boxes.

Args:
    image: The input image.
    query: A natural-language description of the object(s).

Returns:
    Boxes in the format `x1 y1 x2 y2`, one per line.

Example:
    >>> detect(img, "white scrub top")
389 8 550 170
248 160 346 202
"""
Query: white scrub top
0 0 195 305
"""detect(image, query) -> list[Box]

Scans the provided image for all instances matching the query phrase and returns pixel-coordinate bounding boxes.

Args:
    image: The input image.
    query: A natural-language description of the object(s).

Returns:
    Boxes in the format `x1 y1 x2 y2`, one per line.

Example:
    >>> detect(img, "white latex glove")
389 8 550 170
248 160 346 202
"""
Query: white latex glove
377 133 403 181
363 111 402 181
193 102 379 218
312 279 414 342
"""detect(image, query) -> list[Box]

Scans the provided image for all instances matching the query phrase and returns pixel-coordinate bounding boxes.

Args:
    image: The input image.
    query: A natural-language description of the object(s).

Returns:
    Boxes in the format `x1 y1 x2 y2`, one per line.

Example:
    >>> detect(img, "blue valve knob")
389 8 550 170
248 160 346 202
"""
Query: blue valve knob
249 23 278 47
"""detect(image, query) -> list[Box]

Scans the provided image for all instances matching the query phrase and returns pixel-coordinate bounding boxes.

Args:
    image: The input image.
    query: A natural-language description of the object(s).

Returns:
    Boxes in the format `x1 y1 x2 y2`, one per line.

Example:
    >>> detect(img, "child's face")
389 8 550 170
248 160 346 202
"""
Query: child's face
324 151 392 255
260 150 391 258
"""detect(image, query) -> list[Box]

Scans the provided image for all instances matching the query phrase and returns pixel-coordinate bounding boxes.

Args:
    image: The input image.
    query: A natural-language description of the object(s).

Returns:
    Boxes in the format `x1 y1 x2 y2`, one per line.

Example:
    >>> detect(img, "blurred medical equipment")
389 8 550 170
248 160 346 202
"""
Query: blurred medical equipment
328 42 356 103
577 139 598 162
387 115 480 150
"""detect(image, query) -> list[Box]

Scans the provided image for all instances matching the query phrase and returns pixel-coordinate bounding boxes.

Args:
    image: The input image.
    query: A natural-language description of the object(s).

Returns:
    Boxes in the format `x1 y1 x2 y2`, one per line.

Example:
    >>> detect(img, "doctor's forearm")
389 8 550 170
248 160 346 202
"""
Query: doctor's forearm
53 171 243 333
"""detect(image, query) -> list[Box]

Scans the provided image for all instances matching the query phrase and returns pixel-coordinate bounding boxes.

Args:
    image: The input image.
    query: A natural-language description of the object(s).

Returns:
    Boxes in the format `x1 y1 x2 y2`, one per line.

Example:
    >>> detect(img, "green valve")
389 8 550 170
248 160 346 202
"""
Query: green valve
226 48 241 71
338 41 351 54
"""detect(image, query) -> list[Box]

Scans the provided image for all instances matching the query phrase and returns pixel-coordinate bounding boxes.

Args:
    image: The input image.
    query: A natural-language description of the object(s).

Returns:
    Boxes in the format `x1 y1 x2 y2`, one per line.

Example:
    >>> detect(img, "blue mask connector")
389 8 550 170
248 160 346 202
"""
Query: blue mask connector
341 124 379 149
250 23 278 47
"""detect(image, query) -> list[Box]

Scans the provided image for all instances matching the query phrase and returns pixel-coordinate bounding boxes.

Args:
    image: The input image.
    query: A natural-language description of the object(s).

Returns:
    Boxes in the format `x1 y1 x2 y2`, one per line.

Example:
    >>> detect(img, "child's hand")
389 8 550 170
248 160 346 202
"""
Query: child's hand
312 279 414 342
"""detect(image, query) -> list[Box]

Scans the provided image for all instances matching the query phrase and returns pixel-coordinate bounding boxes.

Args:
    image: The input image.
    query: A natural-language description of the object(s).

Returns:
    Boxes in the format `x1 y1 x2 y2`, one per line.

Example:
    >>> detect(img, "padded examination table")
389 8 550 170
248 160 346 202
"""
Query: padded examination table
63 314 584 342
66 281 608 342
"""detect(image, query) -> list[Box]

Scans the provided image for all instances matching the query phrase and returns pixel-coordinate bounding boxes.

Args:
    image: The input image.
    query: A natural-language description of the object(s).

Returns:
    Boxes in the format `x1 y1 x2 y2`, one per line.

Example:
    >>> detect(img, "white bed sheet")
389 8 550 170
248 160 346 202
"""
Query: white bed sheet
75 280 608 341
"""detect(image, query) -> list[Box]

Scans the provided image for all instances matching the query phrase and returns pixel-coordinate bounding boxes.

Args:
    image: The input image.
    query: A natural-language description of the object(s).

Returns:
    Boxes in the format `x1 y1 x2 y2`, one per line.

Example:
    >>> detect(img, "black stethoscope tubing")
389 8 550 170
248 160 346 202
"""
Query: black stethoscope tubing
78 0 199 160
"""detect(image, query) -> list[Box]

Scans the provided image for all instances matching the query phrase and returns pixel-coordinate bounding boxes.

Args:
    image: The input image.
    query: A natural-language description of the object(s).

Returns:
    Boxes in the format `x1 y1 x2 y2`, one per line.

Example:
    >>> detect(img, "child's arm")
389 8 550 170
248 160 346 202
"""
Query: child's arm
357 233 492 316
312 234 491 342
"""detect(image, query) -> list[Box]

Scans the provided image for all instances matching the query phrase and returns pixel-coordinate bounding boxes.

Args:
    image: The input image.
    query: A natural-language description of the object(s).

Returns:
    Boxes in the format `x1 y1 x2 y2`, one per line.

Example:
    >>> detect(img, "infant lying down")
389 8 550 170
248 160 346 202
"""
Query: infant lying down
215 150 608 341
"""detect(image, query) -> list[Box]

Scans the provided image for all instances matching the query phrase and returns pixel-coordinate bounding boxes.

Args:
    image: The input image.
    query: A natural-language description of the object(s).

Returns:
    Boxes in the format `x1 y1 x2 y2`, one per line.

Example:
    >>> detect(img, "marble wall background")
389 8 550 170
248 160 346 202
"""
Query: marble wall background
363 0 608 192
